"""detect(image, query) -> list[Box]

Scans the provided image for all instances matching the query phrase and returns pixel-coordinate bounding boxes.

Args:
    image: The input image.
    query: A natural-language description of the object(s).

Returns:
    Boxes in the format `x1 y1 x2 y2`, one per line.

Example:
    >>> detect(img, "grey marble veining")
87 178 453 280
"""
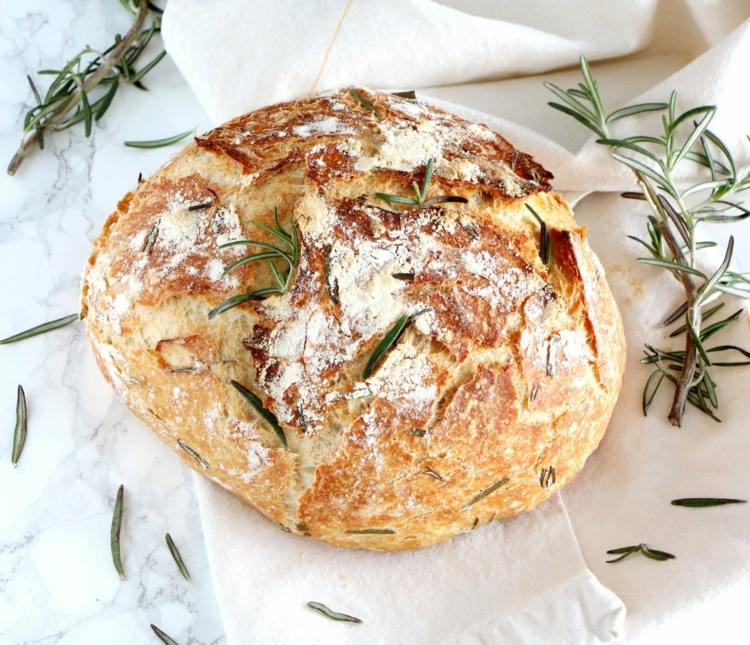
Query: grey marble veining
0 1 224 643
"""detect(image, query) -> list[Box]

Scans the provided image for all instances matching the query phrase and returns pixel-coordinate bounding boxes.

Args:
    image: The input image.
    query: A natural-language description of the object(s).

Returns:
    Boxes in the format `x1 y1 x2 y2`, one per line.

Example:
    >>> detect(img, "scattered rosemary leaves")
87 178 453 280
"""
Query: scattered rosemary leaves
606 543 675 563
374 158 468 208
306 601 362 624
671 497 746 507
110 484 125 580
209 207 300 319
230 380 287 448
165 533 190 580
124 128 193 149
546 56 750 426
0 313 78 345
150 623 179 645
11 385 28 466
525 204 552 266
465 477 510 508
9 1 164 175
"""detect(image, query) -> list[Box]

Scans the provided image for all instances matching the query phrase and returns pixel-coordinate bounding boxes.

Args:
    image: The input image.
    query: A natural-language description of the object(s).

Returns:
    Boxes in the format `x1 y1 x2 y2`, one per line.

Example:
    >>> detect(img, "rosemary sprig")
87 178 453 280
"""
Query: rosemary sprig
124 128 193 149
230 380 287 448
11 385 28 466
606 543 675 563
165 533 190 580
375 158 468 207
110 484 125 580
150 623 179 645
671 497 746 507
546 56 750 426
0 313 78 344
306 601 362 624
525 204 552 266
209 207 300 319
8 1 165 175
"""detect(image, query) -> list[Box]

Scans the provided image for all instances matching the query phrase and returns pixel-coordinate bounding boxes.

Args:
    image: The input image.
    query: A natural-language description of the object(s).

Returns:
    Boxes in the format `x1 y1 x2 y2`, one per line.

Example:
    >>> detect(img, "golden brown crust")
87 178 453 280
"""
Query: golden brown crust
82 88 624 550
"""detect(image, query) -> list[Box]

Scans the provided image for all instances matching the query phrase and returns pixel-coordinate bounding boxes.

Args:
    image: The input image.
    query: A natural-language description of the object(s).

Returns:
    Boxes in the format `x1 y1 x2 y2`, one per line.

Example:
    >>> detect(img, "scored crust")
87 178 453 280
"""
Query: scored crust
81 88 625 550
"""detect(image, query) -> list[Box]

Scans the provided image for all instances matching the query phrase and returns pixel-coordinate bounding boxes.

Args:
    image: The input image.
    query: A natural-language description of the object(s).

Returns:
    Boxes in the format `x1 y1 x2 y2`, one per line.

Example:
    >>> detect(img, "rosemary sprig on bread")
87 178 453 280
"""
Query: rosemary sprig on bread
546 56 750 426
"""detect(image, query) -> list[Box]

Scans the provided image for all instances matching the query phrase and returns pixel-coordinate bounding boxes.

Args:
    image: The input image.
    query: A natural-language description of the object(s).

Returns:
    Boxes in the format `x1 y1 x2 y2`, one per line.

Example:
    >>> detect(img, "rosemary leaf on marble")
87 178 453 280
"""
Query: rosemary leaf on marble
525 204 552 266
606 543 675 563
671 497 747 507
230 380 287 448
150 623 179 645
124 128 193 149
11 385 28 466
110 484 126 580
375 158 468 207
165 533 191 580
307 601 363 624
0 313 78 345
9 1 164 175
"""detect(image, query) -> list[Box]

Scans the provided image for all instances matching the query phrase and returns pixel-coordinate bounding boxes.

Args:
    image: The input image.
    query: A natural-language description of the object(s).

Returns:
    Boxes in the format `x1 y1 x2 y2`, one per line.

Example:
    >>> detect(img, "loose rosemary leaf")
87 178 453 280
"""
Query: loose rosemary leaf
124 128 193 149
11 385 28 465
110 484 125 580
671 497 747 507
0 313 78 344
165 533 191 580
307 601 362 624
230 380 287 448
150 624 179 645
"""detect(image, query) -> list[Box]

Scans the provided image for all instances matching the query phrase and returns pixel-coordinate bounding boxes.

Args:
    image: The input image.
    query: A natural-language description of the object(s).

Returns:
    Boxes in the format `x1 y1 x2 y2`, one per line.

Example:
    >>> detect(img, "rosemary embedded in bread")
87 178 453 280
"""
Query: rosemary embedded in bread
375 158 469 207
606 543 675 563
306 601 362 624
177 439 210 468
0 313 78 345
124 128 193 149
165 533 190 581
8 1 164 175
110 484 125 580
209 207 300 318
230 380 287 448
346 528 396 535
539 466 556 489
11 385 28 466
465 477 510 507
525 204 552 266
671 497 747 507
546 56 750 426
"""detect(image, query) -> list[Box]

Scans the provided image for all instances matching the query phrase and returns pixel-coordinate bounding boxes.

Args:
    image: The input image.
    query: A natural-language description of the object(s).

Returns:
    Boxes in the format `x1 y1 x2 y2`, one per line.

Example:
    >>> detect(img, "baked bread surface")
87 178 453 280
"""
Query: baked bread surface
82 88 625 550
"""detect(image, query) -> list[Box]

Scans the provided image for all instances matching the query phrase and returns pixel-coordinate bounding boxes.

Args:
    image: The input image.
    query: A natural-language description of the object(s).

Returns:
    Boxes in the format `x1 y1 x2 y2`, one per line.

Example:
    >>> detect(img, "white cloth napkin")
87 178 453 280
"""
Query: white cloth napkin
162 1 750 642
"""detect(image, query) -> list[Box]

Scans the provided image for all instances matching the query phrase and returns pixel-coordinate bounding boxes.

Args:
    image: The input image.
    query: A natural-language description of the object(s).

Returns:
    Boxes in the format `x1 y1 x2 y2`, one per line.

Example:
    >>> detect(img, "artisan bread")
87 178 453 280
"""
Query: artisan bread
81 88 625 550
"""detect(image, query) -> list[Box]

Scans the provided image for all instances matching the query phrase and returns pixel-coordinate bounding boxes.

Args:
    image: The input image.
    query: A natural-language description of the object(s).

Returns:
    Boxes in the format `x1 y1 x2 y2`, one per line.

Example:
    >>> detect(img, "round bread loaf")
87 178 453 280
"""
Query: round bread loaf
82 88 625 550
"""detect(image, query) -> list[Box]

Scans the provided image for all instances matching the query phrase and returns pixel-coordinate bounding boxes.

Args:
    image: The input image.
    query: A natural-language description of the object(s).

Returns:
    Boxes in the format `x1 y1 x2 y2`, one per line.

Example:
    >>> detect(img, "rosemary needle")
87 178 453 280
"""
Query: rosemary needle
0 313 78 345
150 624 179 645
124 128 193 149
671 497 747 507
230 380 287 448
110 484 125 580
307 601 362 624
11 385 28 466
165 533 190 580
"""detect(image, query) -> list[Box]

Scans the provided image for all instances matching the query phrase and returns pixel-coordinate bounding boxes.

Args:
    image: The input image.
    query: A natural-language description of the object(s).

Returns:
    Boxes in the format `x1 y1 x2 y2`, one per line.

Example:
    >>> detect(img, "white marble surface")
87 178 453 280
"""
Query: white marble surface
0 1 224 643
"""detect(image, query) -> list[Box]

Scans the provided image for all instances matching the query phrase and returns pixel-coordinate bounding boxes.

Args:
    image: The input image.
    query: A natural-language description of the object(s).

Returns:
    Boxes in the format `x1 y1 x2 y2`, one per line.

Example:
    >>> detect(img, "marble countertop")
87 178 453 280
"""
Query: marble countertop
0 1 224 643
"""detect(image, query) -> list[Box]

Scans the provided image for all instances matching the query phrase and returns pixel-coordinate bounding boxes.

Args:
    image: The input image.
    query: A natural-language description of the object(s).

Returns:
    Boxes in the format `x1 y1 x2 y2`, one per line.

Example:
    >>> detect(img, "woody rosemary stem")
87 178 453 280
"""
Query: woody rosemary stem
637 174 699 426
7 1 149 175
